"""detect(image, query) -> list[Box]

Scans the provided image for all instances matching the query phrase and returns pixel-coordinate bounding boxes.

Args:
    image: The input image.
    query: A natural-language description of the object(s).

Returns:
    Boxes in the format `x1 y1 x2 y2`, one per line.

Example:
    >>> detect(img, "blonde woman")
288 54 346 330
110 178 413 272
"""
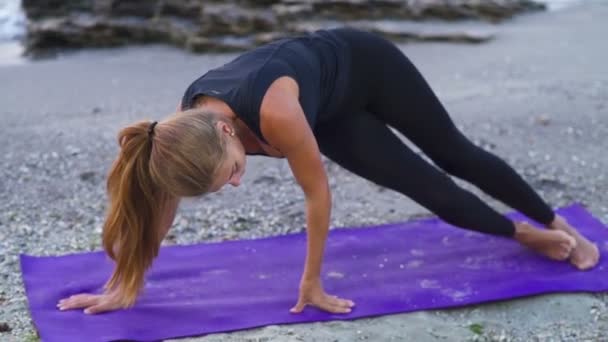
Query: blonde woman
57 28 598 315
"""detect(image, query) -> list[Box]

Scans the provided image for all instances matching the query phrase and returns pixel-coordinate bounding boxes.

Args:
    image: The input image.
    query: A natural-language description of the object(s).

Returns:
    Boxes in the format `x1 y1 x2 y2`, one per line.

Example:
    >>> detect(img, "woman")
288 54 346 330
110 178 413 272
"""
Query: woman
57 28 599 315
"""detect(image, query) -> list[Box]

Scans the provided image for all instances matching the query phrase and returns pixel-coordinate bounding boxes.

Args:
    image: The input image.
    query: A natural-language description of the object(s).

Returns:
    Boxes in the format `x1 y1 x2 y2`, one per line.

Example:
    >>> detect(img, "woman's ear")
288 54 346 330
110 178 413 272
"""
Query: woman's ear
216 121 235 137
216 121 229 134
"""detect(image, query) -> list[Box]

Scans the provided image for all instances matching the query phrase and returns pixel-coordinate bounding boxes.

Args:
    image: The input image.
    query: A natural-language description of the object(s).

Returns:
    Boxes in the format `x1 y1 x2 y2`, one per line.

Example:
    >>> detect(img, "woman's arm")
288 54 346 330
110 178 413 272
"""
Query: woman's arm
260 77 354 314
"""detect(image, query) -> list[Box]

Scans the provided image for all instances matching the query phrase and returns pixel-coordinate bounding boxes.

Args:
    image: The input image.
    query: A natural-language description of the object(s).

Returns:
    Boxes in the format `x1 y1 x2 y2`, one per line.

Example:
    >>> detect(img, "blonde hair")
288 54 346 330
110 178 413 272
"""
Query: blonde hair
102 108 229 306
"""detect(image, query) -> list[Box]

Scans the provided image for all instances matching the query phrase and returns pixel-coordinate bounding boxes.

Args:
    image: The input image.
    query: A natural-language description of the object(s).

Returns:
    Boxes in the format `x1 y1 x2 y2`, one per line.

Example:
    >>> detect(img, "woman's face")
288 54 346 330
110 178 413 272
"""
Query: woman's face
208 123 246 192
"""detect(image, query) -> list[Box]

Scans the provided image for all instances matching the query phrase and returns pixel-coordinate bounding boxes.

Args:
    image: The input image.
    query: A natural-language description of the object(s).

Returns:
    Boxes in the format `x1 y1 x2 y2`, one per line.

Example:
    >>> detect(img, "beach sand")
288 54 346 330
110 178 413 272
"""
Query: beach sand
1 1 607 341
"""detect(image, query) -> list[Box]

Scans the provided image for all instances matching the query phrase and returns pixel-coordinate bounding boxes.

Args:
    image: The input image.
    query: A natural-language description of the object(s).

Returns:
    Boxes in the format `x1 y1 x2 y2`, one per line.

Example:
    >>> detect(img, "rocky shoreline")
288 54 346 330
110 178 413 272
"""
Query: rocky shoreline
22 0 545 55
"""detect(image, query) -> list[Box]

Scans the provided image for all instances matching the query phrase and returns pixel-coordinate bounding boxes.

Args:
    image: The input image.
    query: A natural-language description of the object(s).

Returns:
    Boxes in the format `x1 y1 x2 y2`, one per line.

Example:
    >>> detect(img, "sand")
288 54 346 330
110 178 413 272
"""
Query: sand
1 1 607 341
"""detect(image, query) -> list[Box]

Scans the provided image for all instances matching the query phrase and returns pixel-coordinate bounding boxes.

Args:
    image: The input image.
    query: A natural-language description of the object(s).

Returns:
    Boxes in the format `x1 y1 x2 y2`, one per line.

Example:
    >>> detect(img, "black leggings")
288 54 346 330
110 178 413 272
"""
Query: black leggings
315 28 555 237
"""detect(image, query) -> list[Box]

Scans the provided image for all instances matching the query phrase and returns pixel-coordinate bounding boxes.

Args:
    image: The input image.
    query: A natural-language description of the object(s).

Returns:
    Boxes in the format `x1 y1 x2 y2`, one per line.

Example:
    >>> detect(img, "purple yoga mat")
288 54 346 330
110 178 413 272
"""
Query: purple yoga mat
21 204 608 342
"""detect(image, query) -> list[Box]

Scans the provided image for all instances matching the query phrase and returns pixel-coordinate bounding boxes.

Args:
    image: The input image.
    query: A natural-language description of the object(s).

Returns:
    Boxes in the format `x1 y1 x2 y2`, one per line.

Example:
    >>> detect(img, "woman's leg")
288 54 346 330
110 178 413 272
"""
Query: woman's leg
357 34 556 226
334 28 596 268
318 110 513 236
316 110 574 260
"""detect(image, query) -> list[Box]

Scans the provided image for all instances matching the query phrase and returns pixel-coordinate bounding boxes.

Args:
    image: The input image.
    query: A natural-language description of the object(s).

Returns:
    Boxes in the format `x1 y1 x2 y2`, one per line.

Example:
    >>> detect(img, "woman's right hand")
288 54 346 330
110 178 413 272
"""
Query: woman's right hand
57 291 125 314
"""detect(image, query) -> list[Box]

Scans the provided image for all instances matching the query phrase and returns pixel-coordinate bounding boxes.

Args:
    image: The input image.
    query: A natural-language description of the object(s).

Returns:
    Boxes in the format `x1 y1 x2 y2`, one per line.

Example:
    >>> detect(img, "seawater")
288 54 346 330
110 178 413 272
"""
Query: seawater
0 0 25 41
0 0 25 65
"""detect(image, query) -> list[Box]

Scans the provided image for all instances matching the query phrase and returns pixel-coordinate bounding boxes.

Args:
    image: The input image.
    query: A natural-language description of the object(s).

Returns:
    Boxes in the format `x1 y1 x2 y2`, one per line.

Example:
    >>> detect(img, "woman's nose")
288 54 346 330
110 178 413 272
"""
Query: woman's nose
229 176 241 187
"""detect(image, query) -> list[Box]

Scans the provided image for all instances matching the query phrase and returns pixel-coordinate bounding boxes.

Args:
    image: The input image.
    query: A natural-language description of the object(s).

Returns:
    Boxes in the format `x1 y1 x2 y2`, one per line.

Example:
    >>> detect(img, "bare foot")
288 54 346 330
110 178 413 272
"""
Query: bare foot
514 222 576 260
548 215 600 270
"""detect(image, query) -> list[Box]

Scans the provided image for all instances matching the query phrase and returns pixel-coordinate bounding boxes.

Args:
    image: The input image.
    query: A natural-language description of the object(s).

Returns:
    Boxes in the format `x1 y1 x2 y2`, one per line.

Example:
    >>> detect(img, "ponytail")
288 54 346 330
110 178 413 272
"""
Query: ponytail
102 121 169 307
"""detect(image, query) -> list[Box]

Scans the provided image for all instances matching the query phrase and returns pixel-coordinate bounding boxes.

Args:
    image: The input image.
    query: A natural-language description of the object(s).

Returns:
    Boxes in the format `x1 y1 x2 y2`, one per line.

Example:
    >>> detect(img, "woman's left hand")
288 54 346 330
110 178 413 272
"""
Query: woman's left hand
290 278 355 314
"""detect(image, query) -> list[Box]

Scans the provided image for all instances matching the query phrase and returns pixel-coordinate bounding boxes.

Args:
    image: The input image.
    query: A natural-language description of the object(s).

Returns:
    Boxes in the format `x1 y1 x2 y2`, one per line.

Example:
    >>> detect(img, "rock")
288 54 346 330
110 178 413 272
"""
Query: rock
0 322 11 332
408 0 545 22
355 20 495 43
94 0 159 18
79 171 97 183
22 0 93 19
253 175 279 185
22 0 546 55
290 20 494 44
233 216 258 231
534 176 567 192
186 36 254 53
281 0 544 21
293 0 409 20
160 0 203 19
26 15 195 52
272 3 314 21
26 16 151 50
201 4 278 36
254 31 291 45
535 115 551 126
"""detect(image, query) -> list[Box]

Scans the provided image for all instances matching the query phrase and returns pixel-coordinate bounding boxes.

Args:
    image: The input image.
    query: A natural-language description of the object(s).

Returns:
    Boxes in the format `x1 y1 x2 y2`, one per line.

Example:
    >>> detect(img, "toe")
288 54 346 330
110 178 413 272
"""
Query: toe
562 241 574 253
559 244 573 260
567 235 577 248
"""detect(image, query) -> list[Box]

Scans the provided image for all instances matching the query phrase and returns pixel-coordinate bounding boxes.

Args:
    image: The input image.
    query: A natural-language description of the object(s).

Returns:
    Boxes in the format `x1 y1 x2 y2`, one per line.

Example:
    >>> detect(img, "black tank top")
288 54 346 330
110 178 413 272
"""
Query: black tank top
180 29 351 143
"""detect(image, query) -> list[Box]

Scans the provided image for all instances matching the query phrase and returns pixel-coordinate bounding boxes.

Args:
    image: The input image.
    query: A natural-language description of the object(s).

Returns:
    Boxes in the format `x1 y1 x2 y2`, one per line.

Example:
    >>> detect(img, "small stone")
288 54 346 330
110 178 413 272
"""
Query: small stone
66 145 81 155
0 322 11 332
253 175 278 185
535 115 551 126
79 171 96 182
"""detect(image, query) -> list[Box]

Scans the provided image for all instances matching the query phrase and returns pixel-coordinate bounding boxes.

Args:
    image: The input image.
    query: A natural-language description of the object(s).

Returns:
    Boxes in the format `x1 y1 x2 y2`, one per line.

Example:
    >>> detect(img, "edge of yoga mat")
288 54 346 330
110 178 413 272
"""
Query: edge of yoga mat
20 203 608 341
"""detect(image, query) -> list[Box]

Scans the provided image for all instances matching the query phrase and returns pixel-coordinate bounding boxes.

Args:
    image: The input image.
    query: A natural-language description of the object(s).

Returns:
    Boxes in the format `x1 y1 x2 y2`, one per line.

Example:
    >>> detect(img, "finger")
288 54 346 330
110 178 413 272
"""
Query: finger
60 293 96 303
289 299 307 314
58 295 98 310
84 302 114 315
64 295 98 308
58 294 84 305
58 296 83 309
